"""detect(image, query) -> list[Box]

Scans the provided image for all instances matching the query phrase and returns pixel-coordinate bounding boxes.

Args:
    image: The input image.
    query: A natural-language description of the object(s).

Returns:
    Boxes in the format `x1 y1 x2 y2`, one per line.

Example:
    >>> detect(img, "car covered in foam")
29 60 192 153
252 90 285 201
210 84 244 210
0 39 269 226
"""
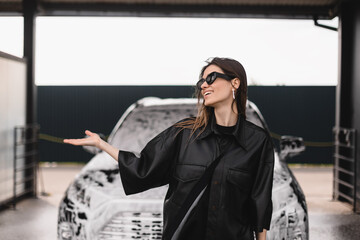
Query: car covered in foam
57 97 309 240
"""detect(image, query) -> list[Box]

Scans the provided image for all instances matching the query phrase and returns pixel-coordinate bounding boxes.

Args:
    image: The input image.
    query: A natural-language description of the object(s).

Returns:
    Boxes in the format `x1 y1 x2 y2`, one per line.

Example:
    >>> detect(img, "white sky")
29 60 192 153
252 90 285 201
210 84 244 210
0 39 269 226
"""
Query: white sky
0 16 338 86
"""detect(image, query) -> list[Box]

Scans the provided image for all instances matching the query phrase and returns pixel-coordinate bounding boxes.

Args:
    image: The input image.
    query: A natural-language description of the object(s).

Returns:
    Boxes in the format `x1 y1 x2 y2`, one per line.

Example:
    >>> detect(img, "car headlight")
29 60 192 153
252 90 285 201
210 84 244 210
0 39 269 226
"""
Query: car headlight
58 222 74 240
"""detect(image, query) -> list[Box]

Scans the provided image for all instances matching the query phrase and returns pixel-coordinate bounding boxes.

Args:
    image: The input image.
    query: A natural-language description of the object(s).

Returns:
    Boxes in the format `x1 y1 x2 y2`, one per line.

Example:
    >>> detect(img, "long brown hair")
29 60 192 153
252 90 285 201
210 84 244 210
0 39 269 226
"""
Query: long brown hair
174 57 248 141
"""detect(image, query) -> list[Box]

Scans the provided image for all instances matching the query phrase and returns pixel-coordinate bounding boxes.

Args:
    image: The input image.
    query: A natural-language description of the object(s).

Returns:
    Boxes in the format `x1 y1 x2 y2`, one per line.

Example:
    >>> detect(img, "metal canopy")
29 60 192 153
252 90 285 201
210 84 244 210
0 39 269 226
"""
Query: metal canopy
0 0 342 19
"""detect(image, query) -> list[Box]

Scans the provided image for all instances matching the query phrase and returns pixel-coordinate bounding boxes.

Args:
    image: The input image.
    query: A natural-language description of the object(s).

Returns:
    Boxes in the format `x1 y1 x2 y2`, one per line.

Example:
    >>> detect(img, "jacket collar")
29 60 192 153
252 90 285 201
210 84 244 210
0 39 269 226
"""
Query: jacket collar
197 109 247 151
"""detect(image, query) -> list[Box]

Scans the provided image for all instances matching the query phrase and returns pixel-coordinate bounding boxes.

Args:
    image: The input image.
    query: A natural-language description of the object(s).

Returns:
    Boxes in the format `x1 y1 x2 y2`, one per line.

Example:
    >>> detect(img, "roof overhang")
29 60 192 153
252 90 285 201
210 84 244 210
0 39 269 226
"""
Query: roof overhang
0 0 342 19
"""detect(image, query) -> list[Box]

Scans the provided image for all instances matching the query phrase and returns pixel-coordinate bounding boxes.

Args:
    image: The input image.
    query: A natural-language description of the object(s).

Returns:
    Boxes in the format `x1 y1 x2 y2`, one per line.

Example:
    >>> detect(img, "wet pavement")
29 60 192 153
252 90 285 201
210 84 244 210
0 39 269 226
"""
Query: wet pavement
0 164 359 239
309 213 360 240
0 164 83 240
290 166 360 240
0 198 57 240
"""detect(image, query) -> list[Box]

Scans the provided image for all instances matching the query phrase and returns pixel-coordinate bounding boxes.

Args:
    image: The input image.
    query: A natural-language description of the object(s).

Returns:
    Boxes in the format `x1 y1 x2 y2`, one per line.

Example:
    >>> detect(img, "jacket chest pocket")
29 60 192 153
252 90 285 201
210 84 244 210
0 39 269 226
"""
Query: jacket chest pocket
225 168 253 225
171 164 206 206
227 168 252 191
174 164 206 182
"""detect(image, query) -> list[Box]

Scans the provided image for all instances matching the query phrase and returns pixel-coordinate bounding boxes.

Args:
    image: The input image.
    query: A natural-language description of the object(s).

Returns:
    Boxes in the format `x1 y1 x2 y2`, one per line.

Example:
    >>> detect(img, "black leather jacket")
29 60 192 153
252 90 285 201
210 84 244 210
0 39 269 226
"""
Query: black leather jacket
118 110 275 240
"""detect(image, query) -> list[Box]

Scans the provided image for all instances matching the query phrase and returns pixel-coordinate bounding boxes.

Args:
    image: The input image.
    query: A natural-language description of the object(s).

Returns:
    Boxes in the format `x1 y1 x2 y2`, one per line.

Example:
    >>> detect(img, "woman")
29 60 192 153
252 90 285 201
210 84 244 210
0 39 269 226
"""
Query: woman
64 57 274 240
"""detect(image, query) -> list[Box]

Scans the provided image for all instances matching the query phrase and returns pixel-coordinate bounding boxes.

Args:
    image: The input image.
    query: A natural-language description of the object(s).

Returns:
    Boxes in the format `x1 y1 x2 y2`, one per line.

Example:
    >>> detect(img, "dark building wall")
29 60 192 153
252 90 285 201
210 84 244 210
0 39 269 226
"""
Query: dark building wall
37 86 335 164
249 86 335 164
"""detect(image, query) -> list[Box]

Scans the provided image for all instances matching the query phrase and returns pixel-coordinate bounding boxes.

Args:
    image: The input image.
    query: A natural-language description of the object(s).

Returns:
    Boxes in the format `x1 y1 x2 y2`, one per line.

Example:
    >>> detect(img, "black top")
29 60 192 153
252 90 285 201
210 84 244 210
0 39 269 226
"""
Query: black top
176 123 236 239
215 123 236 135
118 111 275 239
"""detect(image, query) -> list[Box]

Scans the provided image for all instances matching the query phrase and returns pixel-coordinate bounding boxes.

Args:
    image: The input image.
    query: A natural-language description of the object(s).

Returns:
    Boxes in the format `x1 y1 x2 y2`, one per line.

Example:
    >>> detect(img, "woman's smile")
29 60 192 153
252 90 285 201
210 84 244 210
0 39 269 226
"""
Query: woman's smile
203 90 213 97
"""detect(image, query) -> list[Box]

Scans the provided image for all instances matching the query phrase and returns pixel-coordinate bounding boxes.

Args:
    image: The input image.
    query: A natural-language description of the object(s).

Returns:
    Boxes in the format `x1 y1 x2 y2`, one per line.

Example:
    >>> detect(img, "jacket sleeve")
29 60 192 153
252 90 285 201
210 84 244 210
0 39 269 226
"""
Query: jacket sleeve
250 133 275 233
118 123 182 195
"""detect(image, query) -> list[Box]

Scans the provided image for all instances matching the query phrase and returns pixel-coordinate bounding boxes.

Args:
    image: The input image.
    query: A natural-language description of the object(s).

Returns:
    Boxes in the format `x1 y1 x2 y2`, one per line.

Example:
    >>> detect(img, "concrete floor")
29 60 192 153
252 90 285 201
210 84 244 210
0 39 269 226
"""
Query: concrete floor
0 164 83 240
0 164 359 240
289 166 360 240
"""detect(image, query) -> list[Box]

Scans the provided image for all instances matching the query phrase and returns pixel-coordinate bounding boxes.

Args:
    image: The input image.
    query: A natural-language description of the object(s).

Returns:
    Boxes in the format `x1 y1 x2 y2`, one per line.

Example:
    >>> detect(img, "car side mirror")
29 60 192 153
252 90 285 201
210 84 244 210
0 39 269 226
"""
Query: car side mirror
279 135 306 160
82 133 106 155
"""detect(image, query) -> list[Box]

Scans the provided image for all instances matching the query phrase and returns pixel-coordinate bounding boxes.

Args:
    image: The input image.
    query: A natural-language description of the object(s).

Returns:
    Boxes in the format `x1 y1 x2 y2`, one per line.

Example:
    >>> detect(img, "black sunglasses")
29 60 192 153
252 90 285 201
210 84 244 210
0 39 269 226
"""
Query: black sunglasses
196 71 235 90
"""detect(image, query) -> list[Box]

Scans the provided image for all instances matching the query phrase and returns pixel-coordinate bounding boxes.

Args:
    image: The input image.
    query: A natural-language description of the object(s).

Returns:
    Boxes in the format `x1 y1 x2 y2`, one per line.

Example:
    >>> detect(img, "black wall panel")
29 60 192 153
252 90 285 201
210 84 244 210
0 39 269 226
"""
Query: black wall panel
37 86 335 164
248 86 335 164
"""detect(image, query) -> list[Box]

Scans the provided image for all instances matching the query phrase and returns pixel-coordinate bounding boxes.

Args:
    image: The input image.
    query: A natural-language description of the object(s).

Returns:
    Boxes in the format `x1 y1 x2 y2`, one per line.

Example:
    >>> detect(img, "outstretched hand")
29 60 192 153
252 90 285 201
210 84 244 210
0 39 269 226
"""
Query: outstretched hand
63 130 102 148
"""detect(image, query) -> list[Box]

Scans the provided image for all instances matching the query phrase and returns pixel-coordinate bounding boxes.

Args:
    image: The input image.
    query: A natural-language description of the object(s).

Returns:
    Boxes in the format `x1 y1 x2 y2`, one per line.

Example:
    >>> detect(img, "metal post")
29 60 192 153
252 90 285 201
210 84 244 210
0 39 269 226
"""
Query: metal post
13 128 17 209
337 0 360 214
333 127 339 200
354 131 358 212
23 0 37 197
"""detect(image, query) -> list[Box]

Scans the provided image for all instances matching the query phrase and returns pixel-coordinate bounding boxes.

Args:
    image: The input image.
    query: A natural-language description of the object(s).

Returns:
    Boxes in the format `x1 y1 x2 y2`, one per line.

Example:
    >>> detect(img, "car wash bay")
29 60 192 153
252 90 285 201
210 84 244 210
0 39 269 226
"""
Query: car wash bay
1 0 360 239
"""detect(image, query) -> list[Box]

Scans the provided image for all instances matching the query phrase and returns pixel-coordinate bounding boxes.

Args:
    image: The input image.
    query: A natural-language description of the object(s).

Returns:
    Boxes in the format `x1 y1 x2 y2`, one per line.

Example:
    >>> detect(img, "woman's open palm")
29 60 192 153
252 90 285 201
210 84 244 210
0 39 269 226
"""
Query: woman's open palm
63 130 101 148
